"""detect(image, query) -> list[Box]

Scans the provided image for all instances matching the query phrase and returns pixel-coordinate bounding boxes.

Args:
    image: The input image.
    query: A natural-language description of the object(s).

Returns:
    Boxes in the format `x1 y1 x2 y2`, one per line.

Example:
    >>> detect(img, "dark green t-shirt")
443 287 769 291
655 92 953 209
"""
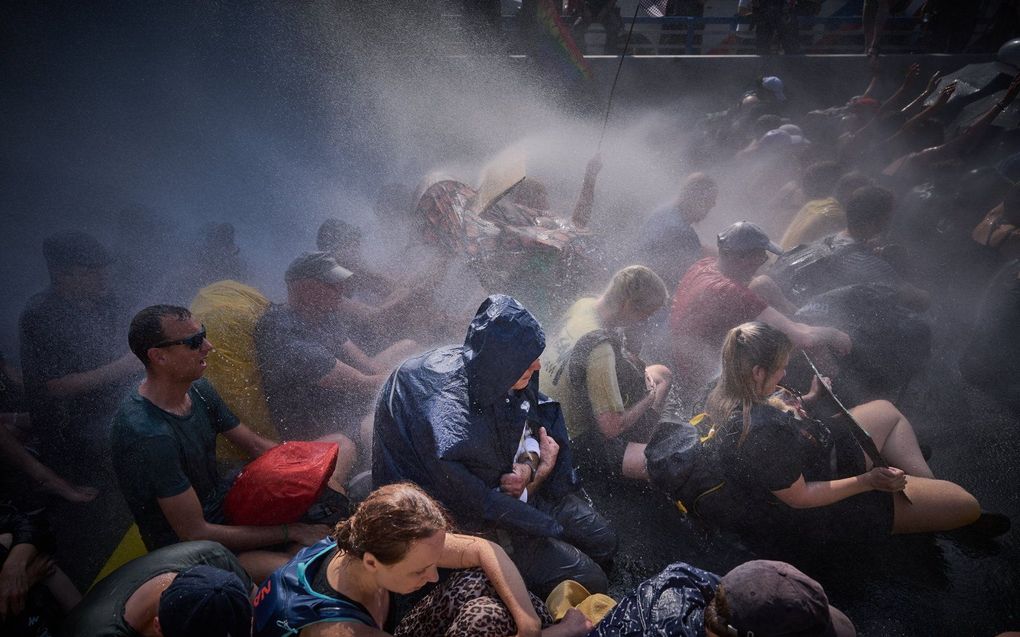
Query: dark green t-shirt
62 541 250 637
110 378 239 550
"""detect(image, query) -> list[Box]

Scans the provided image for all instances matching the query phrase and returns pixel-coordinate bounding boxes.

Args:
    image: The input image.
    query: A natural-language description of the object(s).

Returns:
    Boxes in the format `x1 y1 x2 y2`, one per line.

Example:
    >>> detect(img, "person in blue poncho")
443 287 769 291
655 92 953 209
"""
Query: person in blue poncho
372 295 617 598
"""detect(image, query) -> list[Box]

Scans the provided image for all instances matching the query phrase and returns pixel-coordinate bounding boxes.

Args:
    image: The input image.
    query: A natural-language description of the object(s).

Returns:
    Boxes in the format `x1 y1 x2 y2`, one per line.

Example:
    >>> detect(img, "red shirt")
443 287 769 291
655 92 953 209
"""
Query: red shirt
669 257 768 387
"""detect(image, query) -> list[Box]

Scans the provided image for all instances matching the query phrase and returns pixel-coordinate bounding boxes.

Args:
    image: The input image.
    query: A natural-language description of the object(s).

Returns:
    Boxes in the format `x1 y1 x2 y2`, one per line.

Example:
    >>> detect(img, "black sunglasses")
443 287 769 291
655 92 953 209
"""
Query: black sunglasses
152 326 207 350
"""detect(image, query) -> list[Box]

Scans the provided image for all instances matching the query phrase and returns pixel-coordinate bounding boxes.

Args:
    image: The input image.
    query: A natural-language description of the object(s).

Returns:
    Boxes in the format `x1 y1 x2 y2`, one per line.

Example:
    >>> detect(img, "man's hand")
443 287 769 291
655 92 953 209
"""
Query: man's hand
902 62 920 86
536 427 559 472
644 365 673 411
802 374 832 405
0 560 30 620
288 523 331 546
499 463 531 499
923 70 942 96
934 81 958 106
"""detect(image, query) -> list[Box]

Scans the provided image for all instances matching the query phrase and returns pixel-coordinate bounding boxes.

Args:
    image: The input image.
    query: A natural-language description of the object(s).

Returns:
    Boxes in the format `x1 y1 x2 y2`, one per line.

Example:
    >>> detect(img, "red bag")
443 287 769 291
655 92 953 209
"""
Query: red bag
224 441 338 526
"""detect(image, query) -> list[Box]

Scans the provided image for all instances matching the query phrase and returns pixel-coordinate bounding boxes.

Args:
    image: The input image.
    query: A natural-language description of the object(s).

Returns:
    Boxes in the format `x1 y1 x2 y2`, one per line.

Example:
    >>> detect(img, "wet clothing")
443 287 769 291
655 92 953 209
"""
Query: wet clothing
780 197 846 251
589 561 719 637
254 303 362 440
694 397 894 545
541 299 655 477
254 538 555 637
253 538 382 636
63 541 250 637
0 505 57 637
669 258 768 394
635 206 703 291
18 289 134 474
110 378 240 550
373 295 616 597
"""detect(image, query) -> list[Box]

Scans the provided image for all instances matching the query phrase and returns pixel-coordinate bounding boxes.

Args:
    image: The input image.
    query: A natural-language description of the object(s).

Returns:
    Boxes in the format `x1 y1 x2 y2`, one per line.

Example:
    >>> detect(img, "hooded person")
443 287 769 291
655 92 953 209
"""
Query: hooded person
372 295 617 598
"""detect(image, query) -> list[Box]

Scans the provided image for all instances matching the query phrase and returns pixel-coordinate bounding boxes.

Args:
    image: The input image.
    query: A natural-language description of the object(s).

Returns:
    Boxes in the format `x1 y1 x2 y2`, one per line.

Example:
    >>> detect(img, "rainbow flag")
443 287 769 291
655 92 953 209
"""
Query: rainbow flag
534 0 594 81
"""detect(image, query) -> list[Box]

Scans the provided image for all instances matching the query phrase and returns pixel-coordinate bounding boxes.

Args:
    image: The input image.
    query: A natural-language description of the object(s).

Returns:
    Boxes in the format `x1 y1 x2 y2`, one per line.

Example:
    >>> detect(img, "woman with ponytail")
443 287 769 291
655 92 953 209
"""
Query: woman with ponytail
252 482 592 637
697 321 989 545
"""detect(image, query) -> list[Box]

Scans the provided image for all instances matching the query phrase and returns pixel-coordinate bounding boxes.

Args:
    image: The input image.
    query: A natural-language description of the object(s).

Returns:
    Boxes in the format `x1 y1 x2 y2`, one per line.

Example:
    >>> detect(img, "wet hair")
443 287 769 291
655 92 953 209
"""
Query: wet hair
333 483 452 565
317 218 362 253
845 185 895 238
706 322 793 447
703 585 732 635
833 171 873 206
129 305 192 366
800 161 842 199
602 265 669 316
678 173 719 212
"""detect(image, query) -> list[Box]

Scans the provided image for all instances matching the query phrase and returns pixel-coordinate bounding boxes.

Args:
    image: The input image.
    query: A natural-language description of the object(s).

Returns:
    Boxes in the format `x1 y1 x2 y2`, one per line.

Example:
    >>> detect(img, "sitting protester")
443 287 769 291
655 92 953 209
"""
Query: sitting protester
684 322 999 545
669 222 850 408
540 266 673 481
254 252 417 446
111 305 344 581
373 295 617 598
63 542 252 637
778 161 844 251
591 559 856 637
253 482 593 637
768 186 929 309
0 503 82 634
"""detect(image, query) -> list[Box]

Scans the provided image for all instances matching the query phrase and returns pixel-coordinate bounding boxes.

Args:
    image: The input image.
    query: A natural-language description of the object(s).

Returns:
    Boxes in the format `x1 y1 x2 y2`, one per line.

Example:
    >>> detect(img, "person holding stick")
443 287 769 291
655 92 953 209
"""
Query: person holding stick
687 321 1006 546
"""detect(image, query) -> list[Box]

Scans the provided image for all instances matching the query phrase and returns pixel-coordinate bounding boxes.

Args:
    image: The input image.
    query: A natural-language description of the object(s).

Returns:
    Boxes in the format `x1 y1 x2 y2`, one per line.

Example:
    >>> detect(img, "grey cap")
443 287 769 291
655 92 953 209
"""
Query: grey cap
717 221 783 255
285 251 354 284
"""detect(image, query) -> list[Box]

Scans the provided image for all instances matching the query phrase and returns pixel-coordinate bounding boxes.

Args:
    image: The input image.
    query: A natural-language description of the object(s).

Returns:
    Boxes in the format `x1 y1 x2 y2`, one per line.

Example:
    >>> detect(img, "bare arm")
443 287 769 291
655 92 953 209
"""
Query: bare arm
43 353 141 399
440 533 542 637
755 306 852 355
569 154 603 229
158 488 328 552
772 467 905 509
317 357 387 393
220 423 276 459
877 62 920 116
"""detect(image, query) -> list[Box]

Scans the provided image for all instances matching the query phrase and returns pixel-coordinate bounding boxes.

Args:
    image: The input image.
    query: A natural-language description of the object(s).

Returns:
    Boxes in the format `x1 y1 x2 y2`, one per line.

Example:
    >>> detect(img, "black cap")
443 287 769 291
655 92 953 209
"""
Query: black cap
717 221 783 255
42 231 114 271
158 565 252 637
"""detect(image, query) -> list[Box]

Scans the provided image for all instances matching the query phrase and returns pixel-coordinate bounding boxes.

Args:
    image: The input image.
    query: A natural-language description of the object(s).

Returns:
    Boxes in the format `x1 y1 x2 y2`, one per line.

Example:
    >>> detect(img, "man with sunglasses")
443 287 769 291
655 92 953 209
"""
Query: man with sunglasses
110 305 331 582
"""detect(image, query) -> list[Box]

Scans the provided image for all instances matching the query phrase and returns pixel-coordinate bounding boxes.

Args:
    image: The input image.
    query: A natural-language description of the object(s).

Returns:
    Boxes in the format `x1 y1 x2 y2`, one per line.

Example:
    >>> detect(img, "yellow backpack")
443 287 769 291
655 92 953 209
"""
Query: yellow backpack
190 280 276 461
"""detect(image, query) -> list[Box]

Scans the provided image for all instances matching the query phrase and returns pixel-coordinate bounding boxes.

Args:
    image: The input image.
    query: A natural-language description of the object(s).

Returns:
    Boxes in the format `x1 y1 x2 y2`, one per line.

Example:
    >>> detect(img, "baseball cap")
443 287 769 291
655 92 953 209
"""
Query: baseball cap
762 76 786 101
42 231 115 271
158 565 252 637
717 221 783 255
719 560 856 637
285 251 354 284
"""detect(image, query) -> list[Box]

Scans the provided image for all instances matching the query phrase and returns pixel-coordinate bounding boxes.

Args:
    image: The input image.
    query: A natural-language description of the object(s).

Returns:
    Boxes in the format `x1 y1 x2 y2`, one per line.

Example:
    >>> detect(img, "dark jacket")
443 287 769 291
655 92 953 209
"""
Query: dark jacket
372 295 578 538
589 561 719 637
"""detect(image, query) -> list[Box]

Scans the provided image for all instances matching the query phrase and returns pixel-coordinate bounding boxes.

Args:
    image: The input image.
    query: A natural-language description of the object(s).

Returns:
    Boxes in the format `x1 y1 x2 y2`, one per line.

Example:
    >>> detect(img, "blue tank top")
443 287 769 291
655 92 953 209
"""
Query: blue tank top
253 538 378 636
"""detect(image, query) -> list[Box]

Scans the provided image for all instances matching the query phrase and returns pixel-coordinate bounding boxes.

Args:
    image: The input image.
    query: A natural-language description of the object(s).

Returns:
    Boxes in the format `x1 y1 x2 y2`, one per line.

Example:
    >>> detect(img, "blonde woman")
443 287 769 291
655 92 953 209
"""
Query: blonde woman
696 321 994 544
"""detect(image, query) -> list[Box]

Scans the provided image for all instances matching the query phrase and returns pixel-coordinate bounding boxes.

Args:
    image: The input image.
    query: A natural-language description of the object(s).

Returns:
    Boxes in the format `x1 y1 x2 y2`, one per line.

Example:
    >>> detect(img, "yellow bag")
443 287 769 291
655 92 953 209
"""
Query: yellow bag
190 280 277 461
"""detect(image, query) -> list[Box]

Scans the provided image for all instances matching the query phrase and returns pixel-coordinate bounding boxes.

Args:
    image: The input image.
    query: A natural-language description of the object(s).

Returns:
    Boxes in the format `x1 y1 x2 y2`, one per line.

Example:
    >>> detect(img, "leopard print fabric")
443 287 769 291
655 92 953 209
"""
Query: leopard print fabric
393 569 554 637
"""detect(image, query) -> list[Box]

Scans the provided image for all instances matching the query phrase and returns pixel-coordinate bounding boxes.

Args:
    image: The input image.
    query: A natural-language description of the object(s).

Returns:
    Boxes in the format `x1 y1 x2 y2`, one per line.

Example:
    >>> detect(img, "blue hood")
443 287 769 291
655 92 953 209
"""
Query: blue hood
463 295 546 406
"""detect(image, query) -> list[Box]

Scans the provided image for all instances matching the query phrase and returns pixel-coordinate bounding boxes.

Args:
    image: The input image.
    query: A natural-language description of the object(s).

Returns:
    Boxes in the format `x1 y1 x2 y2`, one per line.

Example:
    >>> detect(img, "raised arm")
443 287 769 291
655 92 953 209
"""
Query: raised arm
569 154 603 229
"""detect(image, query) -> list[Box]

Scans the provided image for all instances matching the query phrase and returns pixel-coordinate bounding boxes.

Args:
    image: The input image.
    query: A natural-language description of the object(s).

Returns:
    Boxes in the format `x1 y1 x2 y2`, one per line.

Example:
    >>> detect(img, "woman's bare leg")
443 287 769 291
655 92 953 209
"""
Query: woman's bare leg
850 400 934 478
891 476 980 534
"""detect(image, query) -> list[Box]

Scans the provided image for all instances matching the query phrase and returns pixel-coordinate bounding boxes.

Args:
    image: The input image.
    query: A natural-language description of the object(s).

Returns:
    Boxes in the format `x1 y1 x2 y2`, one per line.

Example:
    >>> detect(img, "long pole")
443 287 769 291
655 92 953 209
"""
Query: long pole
597 1 644 150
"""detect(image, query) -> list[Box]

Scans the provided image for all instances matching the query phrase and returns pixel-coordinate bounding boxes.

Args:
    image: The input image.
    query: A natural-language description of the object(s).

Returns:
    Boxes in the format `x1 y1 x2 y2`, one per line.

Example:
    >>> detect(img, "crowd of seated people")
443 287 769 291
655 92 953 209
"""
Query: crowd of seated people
5 53 1020 637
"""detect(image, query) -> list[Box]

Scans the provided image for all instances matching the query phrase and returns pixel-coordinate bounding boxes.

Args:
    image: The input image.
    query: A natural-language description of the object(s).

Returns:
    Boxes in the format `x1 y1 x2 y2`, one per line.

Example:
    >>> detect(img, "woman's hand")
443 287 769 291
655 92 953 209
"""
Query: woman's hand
862 466 907 492
802 375 832 405
540 608 594 637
